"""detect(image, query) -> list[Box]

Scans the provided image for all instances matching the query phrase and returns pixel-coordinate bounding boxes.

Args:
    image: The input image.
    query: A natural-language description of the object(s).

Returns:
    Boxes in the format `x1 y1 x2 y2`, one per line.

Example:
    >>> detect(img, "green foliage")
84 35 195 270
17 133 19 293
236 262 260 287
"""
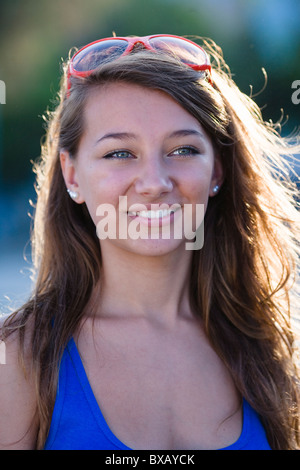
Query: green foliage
103 0 207 37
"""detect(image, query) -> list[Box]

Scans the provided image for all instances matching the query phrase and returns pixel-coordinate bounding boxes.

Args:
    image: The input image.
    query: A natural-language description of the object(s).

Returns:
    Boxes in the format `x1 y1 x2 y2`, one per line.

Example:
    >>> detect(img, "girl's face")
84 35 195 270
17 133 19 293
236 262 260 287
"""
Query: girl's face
61 82 223 257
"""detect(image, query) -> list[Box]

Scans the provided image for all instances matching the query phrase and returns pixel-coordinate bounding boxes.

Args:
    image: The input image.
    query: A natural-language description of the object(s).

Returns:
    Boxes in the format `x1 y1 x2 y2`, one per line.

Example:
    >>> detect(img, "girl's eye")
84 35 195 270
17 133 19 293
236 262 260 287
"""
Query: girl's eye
102 146 199 160
170 146 199 157
103 150 133 159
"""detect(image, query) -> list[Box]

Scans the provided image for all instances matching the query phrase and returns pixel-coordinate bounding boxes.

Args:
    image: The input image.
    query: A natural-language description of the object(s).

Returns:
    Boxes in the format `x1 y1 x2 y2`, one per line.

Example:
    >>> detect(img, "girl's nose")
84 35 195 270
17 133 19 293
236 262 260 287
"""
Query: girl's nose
134 158 174 199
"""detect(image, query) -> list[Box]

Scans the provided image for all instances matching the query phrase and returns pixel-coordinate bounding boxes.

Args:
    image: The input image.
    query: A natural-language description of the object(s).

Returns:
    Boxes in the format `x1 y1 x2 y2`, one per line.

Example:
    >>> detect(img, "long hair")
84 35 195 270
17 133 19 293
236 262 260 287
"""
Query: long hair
2 39 300 449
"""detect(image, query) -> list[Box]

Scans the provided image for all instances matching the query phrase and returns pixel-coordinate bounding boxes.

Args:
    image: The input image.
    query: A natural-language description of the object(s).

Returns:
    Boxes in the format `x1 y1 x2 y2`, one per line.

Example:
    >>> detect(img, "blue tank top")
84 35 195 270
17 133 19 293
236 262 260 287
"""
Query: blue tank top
44 338 271 450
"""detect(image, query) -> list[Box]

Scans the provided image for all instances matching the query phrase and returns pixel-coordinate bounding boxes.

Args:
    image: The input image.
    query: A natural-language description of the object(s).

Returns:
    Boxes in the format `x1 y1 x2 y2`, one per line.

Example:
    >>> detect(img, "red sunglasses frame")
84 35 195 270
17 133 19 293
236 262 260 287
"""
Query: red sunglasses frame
67 34 212 92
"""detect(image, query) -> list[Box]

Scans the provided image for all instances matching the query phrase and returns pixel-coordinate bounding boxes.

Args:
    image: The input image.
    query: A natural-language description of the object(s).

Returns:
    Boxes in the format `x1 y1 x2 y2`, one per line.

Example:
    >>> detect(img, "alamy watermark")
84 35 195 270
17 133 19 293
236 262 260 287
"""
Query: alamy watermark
0 340 6 364
0 80 6 104
291 80 300 105
95 196 204 250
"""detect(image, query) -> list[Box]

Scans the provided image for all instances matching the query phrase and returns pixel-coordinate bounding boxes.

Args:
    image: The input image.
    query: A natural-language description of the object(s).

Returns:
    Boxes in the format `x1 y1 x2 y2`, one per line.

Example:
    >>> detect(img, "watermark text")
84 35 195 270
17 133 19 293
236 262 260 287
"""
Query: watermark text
0 80 6 104
96 196 204 250
291 80 300 105
0 340 6 364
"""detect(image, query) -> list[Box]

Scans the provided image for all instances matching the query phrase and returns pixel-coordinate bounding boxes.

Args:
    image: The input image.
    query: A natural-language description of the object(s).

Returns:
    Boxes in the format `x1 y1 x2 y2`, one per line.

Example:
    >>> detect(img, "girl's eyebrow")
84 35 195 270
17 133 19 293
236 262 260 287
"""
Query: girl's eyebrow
95 129 205 146
167 129 205 140
95 132 137 146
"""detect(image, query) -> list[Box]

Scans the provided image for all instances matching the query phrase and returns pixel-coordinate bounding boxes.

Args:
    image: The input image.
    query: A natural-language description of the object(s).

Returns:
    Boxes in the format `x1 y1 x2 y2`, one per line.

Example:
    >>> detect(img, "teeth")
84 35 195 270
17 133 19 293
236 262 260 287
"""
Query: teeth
128 208 178 219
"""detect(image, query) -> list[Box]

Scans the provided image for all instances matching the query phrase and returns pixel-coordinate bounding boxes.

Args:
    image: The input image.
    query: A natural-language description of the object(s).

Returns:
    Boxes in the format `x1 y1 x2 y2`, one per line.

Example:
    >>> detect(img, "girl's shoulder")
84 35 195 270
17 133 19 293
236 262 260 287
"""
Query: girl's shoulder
0 313 38 449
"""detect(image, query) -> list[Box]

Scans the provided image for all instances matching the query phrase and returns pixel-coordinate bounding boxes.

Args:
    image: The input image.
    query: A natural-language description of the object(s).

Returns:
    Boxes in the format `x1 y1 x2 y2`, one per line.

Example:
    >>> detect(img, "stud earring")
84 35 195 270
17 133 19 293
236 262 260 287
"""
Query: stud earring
212 185 220 194
67 188 78 199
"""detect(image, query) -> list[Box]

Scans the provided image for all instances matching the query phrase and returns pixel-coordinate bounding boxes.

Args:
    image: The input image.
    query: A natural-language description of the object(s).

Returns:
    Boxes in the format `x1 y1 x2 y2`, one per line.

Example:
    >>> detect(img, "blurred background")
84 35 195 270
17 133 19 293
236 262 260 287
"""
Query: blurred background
0 0 299 313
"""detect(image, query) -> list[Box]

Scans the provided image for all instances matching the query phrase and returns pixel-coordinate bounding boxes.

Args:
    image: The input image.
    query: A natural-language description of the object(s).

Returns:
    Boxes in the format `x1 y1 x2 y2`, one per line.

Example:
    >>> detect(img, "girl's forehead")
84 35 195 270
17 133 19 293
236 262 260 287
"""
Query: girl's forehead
83 82 205 135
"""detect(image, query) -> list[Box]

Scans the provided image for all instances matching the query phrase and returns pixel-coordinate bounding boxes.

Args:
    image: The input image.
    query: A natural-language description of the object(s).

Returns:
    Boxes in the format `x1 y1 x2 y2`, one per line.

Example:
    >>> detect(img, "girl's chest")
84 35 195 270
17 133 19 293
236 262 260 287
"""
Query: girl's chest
76 322 242 449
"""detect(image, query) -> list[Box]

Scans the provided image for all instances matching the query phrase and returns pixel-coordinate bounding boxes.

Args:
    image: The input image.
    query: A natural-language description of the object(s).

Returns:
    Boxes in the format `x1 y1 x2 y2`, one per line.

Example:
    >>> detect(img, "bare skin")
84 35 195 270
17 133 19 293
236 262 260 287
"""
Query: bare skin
0 319 38 450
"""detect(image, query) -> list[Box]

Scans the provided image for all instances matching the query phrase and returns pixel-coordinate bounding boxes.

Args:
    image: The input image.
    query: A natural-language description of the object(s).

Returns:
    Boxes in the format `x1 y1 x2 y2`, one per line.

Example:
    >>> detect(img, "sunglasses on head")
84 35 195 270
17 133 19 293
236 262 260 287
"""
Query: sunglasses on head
67 34 212 93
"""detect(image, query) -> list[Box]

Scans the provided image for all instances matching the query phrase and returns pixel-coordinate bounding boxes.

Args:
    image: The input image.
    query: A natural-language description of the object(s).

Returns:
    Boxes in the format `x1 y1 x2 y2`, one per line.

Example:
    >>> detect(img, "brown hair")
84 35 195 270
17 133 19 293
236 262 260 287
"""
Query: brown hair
2 39 300 449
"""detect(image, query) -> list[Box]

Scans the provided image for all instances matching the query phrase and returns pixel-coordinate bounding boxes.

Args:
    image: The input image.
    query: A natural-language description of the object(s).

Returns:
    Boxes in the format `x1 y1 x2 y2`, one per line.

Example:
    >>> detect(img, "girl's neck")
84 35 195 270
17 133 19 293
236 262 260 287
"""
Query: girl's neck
94 244 194 327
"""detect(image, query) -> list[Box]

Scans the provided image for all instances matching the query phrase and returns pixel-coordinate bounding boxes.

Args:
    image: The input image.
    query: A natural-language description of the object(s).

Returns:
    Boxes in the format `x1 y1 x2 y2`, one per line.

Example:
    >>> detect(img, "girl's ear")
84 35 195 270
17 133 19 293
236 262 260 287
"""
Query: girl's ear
209 153 224 197
60 150 85 203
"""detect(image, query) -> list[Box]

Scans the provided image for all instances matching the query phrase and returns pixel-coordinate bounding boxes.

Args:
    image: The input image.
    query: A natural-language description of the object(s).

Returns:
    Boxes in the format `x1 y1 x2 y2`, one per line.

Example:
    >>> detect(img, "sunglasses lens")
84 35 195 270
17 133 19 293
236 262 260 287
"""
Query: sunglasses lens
72 39 128 72
149 36 208 68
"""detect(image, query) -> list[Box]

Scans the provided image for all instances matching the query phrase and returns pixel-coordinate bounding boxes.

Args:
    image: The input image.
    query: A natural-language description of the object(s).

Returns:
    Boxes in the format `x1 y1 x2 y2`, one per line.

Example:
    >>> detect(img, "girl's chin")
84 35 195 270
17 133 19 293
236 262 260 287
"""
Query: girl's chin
99 236 190 257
